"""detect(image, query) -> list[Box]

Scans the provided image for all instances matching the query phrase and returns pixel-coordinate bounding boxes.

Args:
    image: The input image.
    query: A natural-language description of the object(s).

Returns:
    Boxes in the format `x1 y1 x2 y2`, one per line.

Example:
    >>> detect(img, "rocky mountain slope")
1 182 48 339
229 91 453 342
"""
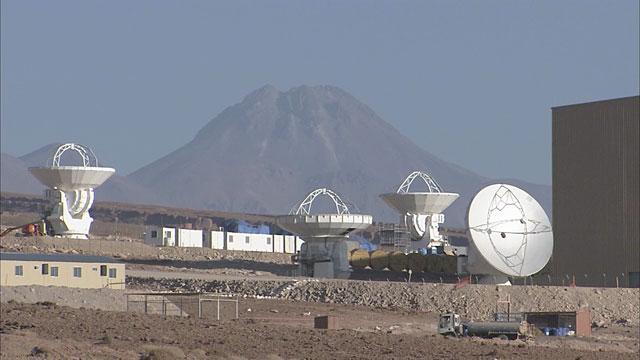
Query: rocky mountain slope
1 85 551 225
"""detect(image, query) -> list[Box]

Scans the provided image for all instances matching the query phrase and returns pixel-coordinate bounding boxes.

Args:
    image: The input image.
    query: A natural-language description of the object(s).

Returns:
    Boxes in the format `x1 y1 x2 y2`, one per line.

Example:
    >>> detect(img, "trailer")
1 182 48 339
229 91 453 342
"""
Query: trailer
438 313 534 340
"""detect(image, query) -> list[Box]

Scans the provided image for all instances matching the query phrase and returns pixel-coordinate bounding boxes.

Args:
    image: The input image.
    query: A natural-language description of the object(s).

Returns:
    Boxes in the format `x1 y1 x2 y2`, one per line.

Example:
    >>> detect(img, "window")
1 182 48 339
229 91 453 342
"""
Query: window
73 267 82 278
50 267 59 277
100 265 107 276
229 235 233 243
15 265 23 276
267 238 271 245
164 230 172 238
245 236 250 244
42 264 49 275
151 230 158 238
109 268 117 278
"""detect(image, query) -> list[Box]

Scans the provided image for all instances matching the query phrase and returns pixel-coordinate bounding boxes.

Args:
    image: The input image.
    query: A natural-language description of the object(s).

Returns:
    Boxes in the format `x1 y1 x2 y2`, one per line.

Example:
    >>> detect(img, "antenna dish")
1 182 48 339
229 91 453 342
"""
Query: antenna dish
278 188 371 238
29 143 115 191
380 170 459 215
27 143 115 239
276 188 372 279
467 184 553 277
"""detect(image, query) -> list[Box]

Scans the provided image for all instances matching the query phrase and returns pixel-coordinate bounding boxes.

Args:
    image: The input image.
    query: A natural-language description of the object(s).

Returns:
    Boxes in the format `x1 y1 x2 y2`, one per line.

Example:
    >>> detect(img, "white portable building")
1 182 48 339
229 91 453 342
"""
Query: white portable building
203 230 225 249
226 232 274 252
273 235 285 253
144 226 176 247
177 229 203 248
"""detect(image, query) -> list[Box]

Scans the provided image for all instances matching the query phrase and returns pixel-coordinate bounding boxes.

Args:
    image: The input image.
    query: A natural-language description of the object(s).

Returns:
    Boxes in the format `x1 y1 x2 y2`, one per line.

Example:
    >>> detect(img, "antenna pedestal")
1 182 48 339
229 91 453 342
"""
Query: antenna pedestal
44 188 96 239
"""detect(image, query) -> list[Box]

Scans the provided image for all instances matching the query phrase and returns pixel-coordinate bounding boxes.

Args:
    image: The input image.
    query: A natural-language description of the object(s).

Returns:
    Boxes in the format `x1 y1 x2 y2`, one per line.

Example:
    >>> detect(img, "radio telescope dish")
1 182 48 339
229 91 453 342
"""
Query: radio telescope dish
277 188 372 238
29 143 115 191
467 184 553 277
28 143 115 239
380 171 459 249
276 188 372 279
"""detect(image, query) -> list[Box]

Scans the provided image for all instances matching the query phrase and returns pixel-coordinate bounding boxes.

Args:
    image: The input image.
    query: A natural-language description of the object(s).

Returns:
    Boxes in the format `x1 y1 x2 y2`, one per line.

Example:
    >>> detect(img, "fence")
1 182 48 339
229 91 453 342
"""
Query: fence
126 292 238 320
454 272 638 288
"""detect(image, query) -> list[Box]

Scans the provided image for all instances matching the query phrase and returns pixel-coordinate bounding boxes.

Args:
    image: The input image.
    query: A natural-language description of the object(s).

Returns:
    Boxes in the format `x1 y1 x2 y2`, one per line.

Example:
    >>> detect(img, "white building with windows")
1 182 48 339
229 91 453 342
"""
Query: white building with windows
144 226 176 247
0 252 125 289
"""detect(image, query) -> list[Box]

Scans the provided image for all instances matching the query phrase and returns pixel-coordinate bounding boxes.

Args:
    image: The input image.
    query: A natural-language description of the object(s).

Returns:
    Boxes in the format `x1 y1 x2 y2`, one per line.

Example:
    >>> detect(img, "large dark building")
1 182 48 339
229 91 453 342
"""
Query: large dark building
552 96 639 287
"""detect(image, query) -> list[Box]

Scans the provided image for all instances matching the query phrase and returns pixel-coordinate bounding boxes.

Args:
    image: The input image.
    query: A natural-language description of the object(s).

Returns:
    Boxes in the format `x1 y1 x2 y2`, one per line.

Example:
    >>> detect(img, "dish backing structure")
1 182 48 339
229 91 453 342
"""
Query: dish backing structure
462 184 553 284
29 143 115 239
276 188 372 279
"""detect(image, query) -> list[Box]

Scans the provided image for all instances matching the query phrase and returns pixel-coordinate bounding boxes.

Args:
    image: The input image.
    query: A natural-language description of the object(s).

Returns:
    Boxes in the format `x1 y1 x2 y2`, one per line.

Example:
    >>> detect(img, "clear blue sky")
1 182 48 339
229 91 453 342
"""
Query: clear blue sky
2 1 638 185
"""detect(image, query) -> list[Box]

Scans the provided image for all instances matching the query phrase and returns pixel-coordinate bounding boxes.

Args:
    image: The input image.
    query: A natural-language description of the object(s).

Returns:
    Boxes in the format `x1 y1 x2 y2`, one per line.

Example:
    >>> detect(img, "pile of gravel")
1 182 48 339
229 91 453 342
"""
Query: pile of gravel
127 276 639 325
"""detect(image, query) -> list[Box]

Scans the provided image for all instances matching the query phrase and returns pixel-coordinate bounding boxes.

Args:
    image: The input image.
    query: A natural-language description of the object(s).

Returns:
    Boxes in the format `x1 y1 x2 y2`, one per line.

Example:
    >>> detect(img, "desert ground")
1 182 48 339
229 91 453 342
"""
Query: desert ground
1 234 639 359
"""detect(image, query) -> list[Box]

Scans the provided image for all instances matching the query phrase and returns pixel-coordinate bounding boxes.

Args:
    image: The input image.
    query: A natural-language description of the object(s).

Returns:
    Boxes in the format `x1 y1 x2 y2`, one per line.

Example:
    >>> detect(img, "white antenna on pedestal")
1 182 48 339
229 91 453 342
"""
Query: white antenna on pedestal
29 143 115 239
277 188 372 279
380 171 459 250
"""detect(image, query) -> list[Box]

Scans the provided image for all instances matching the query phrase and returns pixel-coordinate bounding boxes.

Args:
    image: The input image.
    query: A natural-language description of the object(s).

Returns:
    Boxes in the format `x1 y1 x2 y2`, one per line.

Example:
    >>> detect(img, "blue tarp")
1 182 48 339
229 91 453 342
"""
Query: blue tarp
222 219 271 234
350 234 376 251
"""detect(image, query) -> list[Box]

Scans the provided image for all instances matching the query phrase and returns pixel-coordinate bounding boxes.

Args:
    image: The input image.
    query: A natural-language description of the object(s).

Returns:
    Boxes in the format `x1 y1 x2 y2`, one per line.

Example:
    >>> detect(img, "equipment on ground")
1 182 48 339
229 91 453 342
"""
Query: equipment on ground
276 188 372 279
438 313 533 340
462 184 553 284
380 171 459 251
28 143 115 239
0 221 46 238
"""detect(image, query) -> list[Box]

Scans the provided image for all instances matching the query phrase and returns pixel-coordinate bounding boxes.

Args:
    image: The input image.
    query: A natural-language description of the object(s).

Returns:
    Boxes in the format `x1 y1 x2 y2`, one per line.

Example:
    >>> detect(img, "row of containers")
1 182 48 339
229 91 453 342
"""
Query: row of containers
348 249 457 274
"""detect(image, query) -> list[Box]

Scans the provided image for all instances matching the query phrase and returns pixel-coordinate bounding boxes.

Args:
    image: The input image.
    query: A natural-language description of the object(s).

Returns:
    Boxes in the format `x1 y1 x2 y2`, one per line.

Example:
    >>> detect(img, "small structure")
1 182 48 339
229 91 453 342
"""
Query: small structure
0 252 125 289
144 226 176 247
177 228 203 247
522 311 591 337
314 315 339 329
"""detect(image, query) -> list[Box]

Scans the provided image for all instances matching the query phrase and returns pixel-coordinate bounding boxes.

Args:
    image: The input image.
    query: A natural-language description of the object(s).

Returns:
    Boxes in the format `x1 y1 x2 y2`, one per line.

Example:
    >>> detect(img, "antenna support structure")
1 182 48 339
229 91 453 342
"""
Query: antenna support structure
277 188 372 279
29 143 115 239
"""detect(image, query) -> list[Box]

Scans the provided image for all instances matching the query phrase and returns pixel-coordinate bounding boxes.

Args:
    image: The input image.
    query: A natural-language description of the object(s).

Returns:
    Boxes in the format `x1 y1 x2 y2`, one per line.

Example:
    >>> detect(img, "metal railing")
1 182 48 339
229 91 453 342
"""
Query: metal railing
126 292 238 320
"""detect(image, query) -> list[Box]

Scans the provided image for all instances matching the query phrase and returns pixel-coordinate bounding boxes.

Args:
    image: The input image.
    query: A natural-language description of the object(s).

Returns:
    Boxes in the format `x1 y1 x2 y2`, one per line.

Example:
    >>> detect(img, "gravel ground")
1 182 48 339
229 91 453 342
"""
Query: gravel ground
126 276 639 325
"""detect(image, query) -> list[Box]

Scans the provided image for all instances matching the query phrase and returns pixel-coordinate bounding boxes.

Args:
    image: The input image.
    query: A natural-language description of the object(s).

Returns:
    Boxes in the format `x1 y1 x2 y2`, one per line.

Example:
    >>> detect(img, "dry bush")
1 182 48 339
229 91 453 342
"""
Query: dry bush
30 346 51 356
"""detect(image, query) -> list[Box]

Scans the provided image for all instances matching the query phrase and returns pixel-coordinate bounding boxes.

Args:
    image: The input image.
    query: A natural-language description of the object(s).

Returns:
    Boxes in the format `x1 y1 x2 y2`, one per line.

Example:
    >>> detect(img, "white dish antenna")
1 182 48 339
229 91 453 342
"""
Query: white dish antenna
380 171 459 248
29 143 115 191
277 188 372 279
467 184 553 277
28 143 115 239
278 188 372 238
380 171 459 215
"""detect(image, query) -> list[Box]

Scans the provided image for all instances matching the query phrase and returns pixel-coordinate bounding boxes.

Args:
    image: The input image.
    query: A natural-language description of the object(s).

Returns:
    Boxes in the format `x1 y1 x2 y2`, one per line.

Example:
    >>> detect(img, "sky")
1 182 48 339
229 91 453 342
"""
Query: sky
1 1 638 185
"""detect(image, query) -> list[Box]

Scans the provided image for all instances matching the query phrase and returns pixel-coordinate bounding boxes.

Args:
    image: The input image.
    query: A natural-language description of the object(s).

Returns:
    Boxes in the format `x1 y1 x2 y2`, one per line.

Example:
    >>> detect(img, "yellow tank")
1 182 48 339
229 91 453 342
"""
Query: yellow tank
369 250 389 270
407 253 425 273
350 249 370 269
388 251 408 272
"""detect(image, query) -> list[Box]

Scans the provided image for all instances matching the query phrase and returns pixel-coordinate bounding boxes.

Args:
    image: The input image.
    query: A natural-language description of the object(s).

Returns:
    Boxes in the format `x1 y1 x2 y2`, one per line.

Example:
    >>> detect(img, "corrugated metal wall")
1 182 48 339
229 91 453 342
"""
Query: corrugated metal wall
551 96 639 287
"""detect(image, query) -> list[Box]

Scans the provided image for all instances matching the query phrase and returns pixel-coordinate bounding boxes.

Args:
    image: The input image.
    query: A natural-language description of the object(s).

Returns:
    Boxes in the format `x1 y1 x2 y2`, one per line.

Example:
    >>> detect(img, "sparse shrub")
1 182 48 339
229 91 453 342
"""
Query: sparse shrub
140 346 185 360
31 345 51 356
101 334 113 345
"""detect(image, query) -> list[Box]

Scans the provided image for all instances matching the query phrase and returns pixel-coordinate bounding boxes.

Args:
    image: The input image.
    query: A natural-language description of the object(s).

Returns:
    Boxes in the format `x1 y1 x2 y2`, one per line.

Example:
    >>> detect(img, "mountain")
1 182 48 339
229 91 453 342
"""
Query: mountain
0 153 46 195
1 85 551 226
128 85 551 225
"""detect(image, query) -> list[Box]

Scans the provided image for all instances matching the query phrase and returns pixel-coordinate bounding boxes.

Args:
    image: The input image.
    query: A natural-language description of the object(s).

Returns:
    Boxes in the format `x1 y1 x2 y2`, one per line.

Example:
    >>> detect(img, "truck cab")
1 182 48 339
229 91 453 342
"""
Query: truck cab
438 313 462 336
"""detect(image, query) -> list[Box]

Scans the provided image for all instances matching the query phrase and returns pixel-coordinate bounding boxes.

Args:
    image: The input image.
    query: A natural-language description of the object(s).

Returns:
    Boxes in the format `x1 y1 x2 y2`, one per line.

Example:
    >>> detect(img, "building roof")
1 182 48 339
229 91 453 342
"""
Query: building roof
0 252 122 264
